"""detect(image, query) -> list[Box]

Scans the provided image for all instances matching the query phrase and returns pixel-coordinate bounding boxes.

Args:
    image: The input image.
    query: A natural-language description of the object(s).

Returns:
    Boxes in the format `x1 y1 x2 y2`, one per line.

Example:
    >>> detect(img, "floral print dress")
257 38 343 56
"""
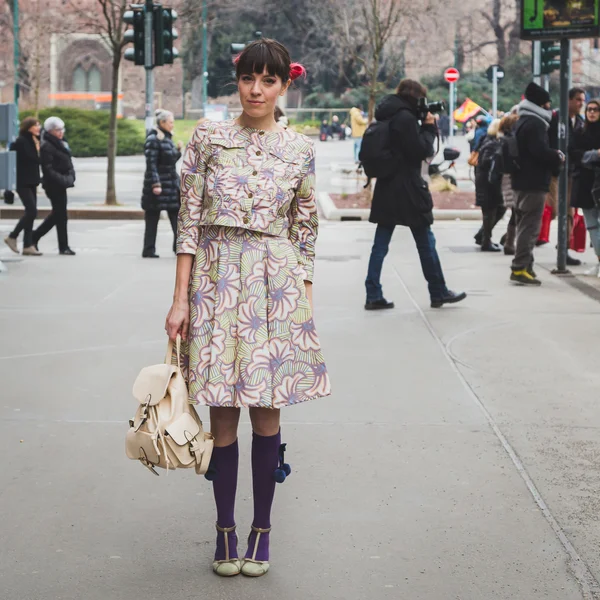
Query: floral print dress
176 120 331 408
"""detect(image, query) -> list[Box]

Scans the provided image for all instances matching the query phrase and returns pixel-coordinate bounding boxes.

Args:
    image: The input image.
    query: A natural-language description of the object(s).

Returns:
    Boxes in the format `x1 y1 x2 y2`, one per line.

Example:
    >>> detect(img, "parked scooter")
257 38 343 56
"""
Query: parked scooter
428 147 460 187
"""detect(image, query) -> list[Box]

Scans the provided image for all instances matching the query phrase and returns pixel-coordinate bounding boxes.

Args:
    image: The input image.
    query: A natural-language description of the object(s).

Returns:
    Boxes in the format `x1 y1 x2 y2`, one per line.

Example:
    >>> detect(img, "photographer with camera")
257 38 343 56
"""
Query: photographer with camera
364 79 466 309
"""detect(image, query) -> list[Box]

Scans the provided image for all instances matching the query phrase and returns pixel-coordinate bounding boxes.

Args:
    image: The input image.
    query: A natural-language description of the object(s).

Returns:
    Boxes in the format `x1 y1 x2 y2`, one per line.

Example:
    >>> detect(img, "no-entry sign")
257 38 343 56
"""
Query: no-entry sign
444 67 460 83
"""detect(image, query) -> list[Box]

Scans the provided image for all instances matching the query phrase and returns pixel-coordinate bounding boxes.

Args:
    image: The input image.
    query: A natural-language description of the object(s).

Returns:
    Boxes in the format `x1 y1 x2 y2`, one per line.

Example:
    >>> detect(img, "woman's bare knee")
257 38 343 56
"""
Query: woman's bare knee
249 408 280 437
210 407 241 447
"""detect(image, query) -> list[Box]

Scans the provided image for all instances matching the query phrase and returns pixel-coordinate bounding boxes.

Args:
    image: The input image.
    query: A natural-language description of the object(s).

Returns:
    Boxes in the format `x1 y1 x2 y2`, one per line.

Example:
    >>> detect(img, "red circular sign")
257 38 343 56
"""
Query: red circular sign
444 67 460 83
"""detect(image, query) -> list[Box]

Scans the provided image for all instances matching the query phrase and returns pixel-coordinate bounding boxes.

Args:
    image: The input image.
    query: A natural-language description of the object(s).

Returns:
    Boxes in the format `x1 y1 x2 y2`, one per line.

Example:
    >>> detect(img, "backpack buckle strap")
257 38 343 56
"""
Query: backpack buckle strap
188 435 203 465
133 397 152 433
138 448 160 476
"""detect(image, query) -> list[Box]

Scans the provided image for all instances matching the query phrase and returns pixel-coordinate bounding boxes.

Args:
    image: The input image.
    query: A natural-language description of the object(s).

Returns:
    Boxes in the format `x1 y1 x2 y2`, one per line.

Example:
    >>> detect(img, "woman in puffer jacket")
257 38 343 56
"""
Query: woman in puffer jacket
141 109 182 258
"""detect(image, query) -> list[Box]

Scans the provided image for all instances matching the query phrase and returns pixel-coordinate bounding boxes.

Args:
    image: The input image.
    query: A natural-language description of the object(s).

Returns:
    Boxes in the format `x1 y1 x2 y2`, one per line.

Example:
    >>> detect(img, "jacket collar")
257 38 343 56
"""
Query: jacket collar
43 131 70 152
518 99 553 129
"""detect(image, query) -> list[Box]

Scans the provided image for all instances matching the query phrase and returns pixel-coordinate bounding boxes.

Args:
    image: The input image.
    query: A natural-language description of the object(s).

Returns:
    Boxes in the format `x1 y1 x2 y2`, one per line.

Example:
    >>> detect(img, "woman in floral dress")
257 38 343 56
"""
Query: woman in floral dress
165 39 330 578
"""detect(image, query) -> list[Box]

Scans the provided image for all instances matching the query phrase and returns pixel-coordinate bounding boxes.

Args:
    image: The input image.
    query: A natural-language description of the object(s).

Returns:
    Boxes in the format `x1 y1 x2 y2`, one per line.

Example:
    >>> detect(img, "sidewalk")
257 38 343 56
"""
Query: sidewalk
1 218 599 599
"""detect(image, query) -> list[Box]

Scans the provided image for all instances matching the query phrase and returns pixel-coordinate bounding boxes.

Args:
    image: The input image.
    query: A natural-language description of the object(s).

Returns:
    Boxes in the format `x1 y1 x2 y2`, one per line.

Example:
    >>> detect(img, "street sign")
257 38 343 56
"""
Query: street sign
444 67 460 83
486 64 505 83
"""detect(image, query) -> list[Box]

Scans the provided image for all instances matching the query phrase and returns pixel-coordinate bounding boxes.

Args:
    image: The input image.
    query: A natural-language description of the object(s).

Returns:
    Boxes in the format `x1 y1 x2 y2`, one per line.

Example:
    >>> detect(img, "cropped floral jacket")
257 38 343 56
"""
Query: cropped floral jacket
176 120 318 282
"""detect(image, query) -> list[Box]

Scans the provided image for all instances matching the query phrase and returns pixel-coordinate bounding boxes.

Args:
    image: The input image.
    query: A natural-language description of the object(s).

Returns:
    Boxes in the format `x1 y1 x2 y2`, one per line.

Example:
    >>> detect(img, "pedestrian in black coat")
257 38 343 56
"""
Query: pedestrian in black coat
474 120 506 252
509 82 563 285
4 117 42 256
142 109 182 258
569 99 600 275
32 117 76 255
365 79 466 310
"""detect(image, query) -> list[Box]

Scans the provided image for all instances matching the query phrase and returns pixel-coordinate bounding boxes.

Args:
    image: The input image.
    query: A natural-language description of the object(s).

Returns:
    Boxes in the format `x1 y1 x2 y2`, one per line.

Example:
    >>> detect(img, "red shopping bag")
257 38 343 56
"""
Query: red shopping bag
570 210 587 253
538 204 552 244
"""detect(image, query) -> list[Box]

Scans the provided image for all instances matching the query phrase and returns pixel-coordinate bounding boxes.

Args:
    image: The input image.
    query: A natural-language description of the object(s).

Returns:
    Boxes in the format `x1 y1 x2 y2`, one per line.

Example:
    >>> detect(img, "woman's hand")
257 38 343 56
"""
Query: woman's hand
153 186 162 195
304 281 313 311
177 140 184 151
165 299 190 342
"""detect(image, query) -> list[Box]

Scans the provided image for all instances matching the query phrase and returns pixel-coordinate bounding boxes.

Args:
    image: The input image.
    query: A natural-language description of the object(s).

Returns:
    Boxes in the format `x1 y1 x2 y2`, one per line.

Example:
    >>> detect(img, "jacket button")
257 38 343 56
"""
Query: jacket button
248 193 253 198
256 150 262 156
259 131 265 135
243 216 250 224
252 171 258 176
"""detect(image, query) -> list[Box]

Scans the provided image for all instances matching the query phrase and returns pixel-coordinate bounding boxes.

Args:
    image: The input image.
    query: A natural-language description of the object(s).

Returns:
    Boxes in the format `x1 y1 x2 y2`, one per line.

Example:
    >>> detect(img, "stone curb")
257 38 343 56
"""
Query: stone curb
0 205 144 220
317 192 481 222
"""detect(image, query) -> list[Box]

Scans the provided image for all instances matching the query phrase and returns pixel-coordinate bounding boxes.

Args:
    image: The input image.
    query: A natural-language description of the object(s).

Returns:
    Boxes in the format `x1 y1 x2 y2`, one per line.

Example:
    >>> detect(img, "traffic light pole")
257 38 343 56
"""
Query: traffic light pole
202 0 208 109
532 41 541 85
555 37 571 274
144 0 155 133
13 0 19 106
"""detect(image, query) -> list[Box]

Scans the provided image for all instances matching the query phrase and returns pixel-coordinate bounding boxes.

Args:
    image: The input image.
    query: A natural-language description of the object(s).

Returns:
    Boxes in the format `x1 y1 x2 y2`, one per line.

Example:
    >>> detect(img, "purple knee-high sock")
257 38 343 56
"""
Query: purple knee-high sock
212 440 239 561
245 430 281 562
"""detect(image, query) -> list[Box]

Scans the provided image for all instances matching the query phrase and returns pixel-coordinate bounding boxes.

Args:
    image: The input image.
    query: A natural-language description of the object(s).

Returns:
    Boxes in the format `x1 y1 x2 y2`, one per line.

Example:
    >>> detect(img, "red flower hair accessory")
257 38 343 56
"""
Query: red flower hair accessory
289 63 307 81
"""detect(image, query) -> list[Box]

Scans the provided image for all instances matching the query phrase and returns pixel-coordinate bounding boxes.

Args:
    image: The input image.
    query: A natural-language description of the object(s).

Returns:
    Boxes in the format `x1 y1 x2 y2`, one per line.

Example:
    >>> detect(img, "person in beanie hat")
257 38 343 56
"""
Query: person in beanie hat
509 82 564 285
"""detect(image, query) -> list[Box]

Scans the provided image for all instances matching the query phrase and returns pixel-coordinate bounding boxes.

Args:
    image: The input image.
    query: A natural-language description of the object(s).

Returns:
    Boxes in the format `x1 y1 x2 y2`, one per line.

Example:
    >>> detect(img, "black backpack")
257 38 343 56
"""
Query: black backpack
489 133 520 182
359 119 397 179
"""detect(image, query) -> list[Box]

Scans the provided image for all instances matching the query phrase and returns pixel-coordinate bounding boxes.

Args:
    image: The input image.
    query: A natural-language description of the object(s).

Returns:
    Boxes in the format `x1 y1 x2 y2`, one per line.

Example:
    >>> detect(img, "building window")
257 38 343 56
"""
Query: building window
71 64 103 91
72 66 87 91
88 66 102 92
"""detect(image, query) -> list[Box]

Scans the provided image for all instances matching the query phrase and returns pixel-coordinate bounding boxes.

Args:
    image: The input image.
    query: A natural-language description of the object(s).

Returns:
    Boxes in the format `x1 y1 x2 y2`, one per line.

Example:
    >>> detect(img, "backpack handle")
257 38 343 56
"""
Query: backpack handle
165 334 182 368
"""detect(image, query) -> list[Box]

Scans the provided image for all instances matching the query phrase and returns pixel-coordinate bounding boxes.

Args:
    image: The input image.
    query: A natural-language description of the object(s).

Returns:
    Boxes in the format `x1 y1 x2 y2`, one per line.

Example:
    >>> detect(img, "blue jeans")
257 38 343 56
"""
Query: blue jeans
582 207 600 257
353 138 362 162
365 223 448 302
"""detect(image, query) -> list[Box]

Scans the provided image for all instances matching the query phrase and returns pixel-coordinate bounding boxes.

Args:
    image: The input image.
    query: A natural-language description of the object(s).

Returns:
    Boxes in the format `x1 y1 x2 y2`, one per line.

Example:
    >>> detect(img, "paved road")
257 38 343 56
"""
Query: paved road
1 217 600 599
34 135 473 209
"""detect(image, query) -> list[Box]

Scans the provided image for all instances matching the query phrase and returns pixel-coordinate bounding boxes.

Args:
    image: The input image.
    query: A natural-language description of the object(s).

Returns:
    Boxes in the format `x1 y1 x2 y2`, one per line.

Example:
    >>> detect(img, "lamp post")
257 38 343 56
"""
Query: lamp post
202 0 208 110
13 0 19 106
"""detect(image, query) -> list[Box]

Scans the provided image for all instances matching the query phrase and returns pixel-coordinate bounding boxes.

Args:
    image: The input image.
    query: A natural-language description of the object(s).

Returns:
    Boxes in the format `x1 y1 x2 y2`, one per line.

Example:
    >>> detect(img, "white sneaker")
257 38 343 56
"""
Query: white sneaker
584 264 600 276
3 236 18 254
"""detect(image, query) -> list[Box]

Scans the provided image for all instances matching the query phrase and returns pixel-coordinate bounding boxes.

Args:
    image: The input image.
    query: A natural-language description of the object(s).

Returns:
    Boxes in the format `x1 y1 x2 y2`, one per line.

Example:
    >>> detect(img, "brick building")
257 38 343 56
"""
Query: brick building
0 0 184 117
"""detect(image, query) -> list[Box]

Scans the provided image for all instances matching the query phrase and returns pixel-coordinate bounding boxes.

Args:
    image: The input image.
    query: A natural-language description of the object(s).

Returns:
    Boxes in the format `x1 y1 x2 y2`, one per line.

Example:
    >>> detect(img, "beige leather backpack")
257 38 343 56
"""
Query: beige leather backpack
126 336 214 476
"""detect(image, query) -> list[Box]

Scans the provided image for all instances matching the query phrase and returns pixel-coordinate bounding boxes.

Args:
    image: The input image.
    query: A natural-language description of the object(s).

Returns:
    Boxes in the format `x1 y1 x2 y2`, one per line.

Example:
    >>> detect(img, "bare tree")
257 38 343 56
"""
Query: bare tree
69 0 128 206
465 0 520 65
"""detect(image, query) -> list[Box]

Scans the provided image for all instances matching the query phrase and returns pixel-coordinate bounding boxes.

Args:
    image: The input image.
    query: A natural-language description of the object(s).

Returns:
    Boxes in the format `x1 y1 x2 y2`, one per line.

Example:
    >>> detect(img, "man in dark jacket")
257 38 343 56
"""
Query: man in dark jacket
546 87 585 265
510 82 564 285
365 79 466 309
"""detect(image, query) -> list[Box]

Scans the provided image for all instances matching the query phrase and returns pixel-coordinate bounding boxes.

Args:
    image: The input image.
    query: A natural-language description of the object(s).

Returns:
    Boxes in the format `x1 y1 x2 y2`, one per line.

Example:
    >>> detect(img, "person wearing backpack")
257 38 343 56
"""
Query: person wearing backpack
510 82 564 285
474 119 505 252
364 79 466 310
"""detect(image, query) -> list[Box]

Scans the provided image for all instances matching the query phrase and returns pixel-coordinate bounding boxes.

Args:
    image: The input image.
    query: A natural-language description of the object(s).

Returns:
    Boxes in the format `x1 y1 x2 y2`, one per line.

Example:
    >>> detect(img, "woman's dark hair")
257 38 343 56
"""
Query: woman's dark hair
235 38 292 83
19 117 40 136
396 79 427 100
584 99 600 129
274 106 284 121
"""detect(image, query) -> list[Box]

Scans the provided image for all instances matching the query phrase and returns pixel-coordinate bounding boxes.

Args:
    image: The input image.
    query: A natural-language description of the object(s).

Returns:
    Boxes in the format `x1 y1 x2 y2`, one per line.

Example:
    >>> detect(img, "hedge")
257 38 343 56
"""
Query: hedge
19 107 145 158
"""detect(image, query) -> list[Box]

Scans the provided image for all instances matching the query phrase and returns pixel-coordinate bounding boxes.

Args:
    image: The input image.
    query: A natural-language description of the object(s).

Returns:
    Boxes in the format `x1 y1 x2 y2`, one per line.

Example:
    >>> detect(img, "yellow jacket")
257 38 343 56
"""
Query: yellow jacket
350 107 368 138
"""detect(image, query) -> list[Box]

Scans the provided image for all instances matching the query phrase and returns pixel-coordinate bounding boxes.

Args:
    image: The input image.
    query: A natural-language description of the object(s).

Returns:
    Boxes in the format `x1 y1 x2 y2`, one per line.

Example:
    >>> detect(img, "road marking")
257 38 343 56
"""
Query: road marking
392 265 600 599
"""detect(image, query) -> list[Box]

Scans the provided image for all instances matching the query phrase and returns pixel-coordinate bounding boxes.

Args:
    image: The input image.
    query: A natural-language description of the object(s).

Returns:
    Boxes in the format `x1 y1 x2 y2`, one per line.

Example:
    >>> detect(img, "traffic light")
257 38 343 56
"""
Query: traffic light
154 7 179 66
123 8 145 66
541 41 560 75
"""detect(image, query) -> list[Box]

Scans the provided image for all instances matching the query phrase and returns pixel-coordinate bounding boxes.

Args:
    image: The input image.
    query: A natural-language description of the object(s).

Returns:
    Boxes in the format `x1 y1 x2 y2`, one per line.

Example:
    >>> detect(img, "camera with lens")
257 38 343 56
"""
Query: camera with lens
417 98 446 121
